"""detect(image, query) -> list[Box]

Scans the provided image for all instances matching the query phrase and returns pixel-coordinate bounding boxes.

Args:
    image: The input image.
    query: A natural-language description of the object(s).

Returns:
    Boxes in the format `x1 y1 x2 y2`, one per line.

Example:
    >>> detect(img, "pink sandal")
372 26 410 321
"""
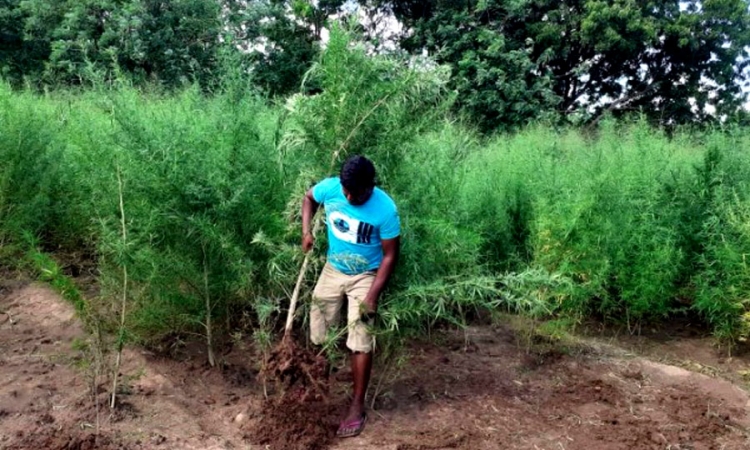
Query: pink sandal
336 413 367 438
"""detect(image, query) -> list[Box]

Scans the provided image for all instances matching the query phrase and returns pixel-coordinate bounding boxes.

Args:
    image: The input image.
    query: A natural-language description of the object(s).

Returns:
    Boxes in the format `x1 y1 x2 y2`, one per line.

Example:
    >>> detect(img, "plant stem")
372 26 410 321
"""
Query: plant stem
111 165 128 409
204 244 216 367
284 218 321 336
370 352 396 410
329 95 390 166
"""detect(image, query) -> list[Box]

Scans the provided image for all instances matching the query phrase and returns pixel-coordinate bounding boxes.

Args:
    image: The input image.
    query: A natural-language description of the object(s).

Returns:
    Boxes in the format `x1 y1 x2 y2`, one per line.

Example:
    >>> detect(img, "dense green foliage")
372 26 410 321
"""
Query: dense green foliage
369 0 750 129
3 27 750 355
224 0 350 96
3 1 748 131
1 0 223 87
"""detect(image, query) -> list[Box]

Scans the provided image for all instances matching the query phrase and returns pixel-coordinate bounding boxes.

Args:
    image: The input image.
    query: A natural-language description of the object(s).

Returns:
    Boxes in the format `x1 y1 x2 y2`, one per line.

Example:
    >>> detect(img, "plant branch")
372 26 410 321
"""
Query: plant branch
203 244 216 367
110 165 128 410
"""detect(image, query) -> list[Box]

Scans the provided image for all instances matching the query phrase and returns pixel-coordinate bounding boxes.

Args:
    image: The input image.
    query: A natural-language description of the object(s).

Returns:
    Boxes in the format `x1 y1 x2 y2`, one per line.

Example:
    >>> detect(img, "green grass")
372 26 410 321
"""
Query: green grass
2 27 750 354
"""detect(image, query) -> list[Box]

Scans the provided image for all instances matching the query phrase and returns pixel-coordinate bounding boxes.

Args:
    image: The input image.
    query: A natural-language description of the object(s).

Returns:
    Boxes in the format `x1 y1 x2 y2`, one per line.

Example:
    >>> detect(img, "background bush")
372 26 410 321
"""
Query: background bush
3 27 750 355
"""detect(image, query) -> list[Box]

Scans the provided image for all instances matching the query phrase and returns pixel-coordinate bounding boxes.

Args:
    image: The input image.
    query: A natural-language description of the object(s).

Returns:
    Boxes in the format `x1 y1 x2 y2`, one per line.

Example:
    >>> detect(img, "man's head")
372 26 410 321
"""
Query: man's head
340 155 376 206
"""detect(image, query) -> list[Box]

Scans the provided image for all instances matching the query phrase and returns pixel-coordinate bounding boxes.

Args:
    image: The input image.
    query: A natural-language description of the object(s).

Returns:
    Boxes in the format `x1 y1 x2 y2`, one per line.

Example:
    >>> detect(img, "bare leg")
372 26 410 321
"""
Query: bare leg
344 351 372 422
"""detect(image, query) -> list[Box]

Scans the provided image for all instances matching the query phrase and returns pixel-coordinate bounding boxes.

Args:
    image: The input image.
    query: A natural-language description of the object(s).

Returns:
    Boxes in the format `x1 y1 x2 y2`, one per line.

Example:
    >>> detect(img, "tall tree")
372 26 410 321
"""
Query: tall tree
370 0 560 131
223 0 348 96
371 0 750 129
0 0 47 85
17 0 223 87
525 0 750 125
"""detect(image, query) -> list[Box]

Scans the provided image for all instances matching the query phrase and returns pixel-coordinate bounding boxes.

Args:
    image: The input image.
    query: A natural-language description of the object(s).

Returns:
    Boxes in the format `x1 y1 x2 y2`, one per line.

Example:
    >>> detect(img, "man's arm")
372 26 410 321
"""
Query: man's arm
302 189 319 253
363 237 400 315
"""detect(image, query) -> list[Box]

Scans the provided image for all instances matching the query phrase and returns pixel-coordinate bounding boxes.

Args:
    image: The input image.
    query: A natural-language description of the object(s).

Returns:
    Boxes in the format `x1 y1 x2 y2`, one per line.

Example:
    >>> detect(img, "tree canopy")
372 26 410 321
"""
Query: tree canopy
1 0 749 129
2 0 222 87
223 0 348 96
372 0 750 128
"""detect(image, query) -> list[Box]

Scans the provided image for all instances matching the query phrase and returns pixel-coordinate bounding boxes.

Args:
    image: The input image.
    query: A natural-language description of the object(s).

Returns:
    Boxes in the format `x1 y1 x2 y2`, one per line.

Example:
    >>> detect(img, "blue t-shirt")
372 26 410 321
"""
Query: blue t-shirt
312 177 400 275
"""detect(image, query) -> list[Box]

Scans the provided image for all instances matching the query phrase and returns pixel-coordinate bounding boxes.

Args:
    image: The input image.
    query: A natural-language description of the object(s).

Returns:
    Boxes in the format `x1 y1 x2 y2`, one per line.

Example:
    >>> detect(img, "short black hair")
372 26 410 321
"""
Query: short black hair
340 155 376 194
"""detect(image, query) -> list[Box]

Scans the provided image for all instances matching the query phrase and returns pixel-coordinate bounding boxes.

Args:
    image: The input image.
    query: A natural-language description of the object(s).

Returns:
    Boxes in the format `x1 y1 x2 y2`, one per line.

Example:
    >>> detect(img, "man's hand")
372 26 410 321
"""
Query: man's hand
360 237 399 321
362 294 377 316
301 189 319 253
302 232 314 253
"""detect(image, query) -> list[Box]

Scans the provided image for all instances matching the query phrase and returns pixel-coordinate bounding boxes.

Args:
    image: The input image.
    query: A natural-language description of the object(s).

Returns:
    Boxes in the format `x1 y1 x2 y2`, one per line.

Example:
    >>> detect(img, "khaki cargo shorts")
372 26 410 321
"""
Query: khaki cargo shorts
310 262 376 353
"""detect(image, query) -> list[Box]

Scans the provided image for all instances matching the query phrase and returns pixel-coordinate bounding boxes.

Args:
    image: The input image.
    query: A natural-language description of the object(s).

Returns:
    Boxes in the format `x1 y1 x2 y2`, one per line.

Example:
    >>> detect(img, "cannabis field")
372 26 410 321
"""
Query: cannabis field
2 27 750 365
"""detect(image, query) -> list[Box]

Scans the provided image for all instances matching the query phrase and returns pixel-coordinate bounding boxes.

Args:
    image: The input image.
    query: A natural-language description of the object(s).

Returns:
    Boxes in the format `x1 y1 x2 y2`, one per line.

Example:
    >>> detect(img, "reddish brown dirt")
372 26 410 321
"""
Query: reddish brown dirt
5 430 128 450
245 393 341 450
332 327 750 450
583 317 750 384
243 336 329 450
247 334 333 449
2 279 750 450
265 336 330 400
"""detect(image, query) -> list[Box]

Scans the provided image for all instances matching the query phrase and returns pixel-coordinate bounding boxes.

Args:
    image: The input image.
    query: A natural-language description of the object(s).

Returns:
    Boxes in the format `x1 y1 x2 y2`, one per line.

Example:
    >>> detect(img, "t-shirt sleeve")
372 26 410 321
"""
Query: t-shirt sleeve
311 177 338 204
380 208 401 240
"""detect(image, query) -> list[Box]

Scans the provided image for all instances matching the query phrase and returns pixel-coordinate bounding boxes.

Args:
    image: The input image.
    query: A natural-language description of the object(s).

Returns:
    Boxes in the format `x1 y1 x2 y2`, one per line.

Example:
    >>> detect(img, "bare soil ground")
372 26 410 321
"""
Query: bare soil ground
2 279 750 450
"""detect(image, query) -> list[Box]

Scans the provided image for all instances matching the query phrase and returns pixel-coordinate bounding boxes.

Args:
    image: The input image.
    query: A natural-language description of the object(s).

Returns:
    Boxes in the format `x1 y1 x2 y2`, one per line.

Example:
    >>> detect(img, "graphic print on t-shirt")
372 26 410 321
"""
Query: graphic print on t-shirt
329 211 374 245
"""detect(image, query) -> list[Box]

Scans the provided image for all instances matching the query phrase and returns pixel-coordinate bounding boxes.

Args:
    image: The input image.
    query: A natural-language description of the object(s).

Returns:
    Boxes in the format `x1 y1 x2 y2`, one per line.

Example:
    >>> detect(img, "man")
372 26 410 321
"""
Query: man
301 155 400 438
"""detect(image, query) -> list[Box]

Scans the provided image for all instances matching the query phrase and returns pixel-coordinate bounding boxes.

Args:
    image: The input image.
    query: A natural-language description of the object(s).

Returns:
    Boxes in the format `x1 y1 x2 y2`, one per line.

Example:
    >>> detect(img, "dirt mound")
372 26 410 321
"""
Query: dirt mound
554 377 622 405
244 393 340 450
532 364 743 449
394 430 474 450
246 337 337 450
265 337 329 399
6 430 130 450
575 384 738 449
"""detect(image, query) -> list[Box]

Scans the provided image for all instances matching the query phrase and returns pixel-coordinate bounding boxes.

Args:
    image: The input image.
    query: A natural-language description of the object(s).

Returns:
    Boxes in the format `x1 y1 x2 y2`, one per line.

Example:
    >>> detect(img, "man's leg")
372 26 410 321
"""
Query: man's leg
347 350 372 419
338 272 376 435
310 263 345 346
